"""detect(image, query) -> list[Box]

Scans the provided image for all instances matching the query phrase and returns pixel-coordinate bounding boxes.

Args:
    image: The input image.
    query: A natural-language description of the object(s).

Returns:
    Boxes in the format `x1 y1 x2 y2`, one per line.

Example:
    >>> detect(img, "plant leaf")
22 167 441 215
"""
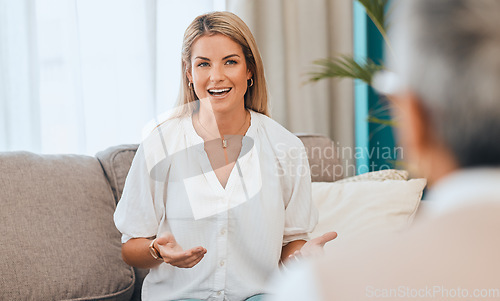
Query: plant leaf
367 116 397 127
309 55 384 85
356 0 392 51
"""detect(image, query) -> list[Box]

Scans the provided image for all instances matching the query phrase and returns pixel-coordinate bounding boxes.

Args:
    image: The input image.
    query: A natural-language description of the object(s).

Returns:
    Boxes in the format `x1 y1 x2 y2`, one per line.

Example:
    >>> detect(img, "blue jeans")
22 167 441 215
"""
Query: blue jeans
178 293 265 301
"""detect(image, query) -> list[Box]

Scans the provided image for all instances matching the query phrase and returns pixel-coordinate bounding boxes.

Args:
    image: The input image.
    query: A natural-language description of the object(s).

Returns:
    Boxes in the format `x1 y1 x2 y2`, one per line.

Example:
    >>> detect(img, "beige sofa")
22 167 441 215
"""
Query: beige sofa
0 134 347 301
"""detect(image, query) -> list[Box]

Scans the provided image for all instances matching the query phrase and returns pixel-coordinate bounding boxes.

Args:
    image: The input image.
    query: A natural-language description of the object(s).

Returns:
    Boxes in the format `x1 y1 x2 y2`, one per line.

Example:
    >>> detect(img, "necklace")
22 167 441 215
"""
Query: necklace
196 111 249 149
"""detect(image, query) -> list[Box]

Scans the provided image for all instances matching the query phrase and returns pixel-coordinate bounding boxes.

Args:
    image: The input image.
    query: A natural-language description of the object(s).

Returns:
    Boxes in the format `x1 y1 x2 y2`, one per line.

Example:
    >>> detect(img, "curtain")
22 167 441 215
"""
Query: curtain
227 0 355 174
0 0 41 152
0 0 223 155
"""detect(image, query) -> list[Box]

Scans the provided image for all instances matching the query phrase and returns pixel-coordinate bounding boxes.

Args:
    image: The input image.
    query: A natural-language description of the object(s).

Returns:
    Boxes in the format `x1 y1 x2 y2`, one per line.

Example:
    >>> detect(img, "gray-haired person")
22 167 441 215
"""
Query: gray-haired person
266 0 500 299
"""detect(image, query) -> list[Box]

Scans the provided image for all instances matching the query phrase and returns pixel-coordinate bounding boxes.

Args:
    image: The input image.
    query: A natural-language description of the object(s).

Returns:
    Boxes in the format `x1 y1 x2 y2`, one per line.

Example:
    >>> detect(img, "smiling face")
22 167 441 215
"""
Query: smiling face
186 34 252 115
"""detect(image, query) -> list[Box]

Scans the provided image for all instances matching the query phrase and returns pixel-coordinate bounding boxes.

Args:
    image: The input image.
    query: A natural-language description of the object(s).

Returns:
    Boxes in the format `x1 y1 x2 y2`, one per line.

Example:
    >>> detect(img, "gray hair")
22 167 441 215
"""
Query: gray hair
389 0 500 167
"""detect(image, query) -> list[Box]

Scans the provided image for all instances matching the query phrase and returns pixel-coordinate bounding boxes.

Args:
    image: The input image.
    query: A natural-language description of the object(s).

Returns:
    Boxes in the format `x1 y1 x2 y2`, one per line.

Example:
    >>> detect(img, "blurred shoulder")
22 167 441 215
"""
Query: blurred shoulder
313 203 500 300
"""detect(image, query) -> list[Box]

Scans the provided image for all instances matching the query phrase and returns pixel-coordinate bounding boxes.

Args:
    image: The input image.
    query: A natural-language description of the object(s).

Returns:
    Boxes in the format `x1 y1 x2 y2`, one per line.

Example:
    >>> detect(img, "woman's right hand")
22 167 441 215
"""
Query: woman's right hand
155 232 207 268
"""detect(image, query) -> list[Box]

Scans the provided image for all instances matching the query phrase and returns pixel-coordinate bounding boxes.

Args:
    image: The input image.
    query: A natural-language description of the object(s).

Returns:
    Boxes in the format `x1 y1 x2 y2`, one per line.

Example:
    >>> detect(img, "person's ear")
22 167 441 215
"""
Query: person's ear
247 69 252 81
185 61 193 83
405 92 431 155
186 69 193 83
389 91 433 171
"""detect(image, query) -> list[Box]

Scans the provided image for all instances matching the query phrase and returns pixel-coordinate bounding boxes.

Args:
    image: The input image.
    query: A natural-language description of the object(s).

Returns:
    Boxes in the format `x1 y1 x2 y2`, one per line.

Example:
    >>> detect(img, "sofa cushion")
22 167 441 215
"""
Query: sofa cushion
296 134 344 182
96 145 146 300
311 178 427 245
96 144 139 204
0 152 135 301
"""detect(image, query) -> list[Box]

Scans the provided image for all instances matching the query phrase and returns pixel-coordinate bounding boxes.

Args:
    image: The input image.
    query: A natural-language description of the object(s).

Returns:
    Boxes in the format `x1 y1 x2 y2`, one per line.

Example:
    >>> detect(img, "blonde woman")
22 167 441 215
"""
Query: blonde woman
114 11 336 301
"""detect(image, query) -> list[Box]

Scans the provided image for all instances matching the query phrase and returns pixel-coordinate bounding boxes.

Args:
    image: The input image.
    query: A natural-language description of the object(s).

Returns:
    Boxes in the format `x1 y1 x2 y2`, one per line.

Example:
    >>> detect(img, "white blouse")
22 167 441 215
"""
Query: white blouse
114 110 318 301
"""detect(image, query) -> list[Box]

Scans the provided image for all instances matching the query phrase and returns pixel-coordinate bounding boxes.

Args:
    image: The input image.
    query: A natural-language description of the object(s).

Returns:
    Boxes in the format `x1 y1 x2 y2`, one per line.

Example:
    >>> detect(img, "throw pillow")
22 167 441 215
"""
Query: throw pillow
311 178 426 249
336 169 409 183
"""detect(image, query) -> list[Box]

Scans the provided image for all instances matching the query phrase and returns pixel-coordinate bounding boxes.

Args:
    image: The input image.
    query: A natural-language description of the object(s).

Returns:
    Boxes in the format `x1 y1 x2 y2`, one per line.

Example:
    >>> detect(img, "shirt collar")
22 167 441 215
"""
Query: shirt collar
425 167 500 215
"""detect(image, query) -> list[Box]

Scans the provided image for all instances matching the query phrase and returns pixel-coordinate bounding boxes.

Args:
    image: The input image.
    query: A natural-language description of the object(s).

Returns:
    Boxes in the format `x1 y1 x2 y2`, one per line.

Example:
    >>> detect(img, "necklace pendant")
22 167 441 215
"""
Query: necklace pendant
222 139 228 148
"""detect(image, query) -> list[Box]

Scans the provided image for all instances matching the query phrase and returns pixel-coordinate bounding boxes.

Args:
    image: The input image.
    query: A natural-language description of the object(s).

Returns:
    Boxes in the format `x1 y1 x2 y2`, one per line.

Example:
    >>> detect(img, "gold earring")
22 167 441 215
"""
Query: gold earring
188 82 193 89
248 78 254 87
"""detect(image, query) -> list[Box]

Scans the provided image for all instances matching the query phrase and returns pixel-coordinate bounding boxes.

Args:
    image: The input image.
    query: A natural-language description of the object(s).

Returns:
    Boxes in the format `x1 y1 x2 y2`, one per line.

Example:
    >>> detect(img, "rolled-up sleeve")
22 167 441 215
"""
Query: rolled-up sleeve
282 143 318 245
114 144 164 243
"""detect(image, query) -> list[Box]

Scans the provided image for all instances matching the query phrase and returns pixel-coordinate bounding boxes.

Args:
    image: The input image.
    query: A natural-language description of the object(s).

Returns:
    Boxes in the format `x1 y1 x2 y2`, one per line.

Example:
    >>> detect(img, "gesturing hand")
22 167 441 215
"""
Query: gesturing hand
289 231 338 260
155 232 207 268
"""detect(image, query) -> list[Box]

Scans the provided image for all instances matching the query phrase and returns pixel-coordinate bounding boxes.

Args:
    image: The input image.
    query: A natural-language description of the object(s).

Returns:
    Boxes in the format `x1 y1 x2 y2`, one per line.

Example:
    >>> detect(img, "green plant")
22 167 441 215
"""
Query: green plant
309 0 390 87
310 0 401 169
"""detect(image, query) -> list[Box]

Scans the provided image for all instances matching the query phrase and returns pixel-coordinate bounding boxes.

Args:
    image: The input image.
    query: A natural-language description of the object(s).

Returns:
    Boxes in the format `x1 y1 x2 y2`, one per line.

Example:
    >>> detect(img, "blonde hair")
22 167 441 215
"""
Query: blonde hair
175 11 269 117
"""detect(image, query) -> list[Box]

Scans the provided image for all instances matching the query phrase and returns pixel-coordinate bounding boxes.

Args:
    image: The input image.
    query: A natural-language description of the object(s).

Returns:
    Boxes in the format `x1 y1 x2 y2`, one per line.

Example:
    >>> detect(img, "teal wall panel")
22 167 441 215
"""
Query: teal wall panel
353 1 397 174
353 1 369 174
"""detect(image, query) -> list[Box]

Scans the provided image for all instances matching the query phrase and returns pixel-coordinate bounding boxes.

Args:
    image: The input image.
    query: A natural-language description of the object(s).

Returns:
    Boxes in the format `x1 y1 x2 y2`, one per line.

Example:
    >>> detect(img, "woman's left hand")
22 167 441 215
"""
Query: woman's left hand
288 231 338 260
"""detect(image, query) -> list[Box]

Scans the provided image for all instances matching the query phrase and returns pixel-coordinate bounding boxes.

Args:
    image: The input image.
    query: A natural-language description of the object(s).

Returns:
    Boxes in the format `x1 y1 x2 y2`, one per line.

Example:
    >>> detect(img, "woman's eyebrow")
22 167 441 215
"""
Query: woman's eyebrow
194 56 210 61
194 54 240 61
223 54 240 60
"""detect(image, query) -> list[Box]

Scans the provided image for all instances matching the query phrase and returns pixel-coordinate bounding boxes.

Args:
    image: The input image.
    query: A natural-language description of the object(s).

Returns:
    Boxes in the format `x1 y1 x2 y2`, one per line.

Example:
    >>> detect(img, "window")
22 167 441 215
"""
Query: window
0 0 226 155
